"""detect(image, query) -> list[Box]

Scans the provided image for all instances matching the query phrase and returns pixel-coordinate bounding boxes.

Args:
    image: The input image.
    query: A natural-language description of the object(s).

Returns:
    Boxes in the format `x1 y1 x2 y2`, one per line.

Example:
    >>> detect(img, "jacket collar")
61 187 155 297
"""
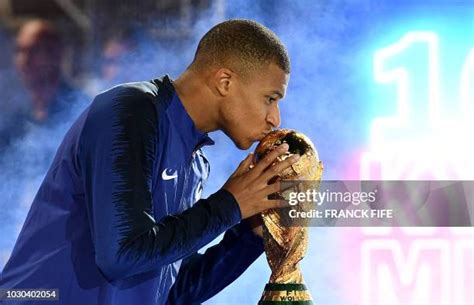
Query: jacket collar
157 75 215 155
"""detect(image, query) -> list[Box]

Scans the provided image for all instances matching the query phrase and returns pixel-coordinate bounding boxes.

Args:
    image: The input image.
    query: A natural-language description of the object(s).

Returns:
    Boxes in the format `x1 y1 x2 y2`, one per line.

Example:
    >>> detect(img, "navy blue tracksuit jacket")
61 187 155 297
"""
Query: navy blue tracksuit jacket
0 75 264 304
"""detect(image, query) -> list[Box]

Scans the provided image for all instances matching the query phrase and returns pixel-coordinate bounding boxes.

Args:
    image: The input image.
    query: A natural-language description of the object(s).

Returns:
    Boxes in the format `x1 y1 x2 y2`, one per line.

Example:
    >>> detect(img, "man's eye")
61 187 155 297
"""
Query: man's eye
266 97 276 104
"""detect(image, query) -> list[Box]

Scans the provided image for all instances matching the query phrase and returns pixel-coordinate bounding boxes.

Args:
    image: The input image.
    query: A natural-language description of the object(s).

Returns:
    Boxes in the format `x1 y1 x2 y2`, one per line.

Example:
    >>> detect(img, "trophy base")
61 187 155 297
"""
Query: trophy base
258 283 313 304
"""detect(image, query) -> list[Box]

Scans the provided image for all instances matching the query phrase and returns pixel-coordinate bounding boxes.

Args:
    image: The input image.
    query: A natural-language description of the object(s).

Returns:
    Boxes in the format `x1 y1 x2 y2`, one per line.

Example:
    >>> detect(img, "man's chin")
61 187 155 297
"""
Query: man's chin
234 139 254 150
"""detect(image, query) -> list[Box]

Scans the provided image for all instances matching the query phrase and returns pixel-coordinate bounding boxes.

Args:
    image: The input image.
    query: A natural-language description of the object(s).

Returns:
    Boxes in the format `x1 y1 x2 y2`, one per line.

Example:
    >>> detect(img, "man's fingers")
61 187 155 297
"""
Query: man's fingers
262 180 282 195
263 198 291 210
280 179 305 192
253 144 289 174
262 179 303 200
233 153 254 176
262 154 300 182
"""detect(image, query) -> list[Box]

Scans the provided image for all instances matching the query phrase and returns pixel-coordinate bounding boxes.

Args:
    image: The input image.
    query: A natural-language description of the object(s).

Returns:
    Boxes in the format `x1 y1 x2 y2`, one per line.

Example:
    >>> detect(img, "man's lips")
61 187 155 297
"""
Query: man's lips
256 130 272 142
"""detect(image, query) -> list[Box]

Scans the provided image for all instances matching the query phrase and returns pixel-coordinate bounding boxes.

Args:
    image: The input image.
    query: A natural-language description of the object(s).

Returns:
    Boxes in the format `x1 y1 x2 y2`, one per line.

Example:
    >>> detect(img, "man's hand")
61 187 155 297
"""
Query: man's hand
223 144 300 220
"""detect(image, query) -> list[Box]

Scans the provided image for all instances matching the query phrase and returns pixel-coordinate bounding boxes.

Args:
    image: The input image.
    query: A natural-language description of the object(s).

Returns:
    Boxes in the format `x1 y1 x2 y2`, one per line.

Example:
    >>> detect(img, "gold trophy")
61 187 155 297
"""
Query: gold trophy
255 129 323 305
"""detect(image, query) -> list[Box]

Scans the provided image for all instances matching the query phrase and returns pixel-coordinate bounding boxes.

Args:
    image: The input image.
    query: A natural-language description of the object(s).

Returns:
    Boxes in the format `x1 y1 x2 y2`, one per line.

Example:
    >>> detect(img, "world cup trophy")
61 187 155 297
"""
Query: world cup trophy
255 129 323 305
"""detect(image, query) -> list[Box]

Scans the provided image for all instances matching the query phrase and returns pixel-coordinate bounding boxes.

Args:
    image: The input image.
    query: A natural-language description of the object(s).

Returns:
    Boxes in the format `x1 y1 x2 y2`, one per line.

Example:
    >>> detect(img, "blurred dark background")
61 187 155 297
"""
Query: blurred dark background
1 1 473 304
0 0 224 84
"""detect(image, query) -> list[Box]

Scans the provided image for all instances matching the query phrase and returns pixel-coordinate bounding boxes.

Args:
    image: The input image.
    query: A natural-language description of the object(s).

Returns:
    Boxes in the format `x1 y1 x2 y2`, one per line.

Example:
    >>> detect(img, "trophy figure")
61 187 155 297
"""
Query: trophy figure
255 129 323 305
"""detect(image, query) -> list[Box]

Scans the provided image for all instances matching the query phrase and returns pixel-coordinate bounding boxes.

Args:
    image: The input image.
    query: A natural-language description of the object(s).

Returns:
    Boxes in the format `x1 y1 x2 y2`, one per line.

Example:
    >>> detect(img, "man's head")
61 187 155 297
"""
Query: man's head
15 19 63 90
190 19 290 150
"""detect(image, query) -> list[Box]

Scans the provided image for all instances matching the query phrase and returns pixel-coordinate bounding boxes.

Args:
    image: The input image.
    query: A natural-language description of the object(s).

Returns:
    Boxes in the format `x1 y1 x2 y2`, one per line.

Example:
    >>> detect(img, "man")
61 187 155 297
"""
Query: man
0 19 86 152
14 19 84 124
0 19 297 304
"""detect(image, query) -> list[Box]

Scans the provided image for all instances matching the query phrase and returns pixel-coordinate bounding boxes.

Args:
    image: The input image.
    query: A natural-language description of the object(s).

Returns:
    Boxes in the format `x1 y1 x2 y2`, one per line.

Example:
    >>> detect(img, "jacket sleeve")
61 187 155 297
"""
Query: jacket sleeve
166 220 264 305
78 85 242 281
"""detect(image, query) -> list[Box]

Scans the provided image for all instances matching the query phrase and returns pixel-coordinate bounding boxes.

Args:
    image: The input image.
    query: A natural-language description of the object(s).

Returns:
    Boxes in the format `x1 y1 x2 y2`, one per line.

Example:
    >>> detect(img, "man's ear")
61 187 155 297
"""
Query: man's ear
214 68 234 97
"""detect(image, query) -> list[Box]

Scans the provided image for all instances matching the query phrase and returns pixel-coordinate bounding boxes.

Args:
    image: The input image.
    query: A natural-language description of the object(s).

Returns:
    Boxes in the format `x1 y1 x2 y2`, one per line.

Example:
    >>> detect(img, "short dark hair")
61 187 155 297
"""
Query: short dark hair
191 19 290 76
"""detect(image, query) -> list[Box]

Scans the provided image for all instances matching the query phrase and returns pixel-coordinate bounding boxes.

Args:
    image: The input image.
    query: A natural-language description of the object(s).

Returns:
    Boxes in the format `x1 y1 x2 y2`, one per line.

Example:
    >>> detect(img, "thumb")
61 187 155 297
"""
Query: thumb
233 153 254 176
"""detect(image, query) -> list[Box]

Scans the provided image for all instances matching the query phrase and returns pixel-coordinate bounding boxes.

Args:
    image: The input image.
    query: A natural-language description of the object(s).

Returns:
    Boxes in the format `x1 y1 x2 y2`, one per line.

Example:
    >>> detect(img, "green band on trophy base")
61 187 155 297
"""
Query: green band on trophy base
258 283 313 305
264 283 309 291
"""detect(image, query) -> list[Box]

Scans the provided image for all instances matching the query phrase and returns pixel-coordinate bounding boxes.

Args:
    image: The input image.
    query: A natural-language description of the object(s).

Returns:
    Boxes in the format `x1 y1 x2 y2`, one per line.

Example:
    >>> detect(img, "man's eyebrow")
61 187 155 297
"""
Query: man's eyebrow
271 90 284 99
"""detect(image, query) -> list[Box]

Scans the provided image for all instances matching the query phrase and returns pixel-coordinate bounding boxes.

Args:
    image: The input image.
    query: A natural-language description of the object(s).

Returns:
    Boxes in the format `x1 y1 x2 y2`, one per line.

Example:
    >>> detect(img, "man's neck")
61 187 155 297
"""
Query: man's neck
173 70 219 133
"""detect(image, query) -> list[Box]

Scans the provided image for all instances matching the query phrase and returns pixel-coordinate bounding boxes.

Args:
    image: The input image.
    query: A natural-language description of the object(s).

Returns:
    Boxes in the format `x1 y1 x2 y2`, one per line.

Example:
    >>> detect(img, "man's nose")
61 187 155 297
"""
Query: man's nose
266 105 281 128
